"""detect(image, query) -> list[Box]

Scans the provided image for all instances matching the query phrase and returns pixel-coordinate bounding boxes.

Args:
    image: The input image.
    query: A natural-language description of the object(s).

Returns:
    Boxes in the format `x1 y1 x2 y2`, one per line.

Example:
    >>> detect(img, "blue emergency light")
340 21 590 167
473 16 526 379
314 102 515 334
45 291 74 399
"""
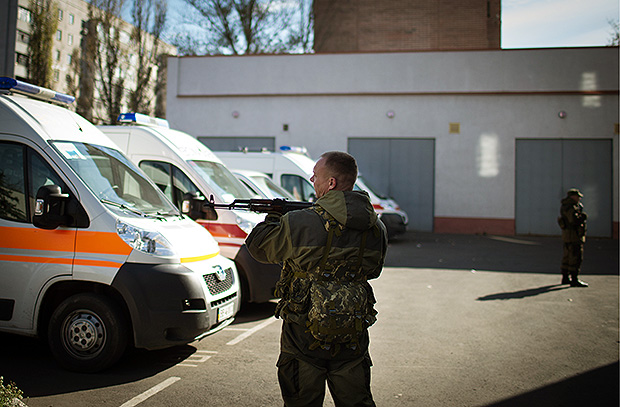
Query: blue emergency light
280 145 308 155
117 112 170 128
0 77 75 105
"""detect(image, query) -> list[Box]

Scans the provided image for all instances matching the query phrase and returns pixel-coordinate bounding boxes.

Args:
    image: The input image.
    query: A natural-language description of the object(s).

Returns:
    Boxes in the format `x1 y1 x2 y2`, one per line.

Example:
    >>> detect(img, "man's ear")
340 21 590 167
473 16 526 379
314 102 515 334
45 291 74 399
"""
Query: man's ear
328 177 336 190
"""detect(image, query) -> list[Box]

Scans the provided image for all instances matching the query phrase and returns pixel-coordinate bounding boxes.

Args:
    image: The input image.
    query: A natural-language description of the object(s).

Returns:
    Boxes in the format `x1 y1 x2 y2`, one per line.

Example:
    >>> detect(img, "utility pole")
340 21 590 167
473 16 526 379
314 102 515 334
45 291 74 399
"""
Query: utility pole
0 0 18 77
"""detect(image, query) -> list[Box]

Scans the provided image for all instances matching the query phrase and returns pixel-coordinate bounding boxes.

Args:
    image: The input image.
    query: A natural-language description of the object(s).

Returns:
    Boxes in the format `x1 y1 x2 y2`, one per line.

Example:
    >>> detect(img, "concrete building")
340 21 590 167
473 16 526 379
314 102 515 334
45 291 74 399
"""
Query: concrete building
313 0 501 53
166 48 618 238
8 0 175 121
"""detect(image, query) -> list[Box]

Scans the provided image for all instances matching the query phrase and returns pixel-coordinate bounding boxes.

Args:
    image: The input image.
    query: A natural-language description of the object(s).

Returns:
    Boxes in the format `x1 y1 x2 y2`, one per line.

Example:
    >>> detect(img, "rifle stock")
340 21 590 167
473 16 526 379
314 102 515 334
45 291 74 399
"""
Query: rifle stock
206 195 312 214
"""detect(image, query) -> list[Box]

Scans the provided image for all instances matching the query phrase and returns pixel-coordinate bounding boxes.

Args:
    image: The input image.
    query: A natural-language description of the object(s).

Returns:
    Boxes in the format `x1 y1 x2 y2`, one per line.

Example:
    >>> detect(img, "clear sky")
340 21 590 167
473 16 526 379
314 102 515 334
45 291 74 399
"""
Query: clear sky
501 0 619 48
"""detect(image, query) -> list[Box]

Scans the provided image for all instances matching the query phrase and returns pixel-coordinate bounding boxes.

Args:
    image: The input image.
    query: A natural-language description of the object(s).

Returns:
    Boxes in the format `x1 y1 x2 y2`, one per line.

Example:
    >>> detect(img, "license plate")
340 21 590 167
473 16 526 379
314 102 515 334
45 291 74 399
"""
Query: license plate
217 302 234 322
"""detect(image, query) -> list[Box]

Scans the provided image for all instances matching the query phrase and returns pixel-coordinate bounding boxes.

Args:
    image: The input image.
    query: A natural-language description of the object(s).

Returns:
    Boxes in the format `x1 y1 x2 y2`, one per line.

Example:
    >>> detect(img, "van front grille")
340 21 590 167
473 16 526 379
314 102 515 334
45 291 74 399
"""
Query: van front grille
203 267 234 295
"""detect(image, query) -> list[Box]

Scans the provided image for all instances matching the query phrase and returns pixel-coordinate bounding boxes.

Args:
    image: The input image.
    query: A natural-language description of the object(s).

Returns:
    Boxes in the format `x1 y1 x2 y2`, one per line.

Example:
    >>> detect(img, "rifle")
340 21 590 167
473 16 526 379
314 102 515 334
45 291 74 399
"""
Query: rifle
205 195 312 214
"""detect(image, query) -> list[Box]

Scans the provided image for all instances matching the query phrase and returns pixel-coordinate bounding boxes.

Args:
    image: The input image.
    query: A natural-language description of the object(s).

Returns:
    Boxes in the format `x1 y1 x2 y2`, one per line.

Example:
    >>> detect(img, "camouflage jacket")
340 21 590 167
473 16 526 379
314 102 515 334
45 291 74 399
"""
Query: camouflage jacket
560 197 587 243
246 190 388 327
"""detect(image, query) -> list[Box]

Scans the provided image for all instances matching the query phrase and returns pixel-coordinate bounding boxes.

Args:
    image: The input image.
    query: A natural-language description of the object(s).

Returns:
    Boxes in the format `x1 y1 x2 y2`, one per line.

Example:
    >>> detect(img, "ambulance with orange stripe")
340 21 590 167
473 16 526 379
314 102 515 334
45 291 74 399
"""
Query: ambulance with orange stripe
99 115 281 304
0 78 240 372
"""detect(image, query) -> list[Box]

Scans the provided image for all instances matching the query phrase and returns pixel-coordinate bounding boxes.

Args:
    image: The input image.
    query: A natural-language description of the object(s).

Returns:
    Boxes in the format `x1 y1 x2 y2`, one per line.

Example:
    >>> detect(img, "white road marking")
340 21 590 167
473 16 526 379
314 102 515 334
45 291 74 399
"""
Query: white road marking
166 350 218 368
226 316 278 345
487 235 540 245
119 377 181 407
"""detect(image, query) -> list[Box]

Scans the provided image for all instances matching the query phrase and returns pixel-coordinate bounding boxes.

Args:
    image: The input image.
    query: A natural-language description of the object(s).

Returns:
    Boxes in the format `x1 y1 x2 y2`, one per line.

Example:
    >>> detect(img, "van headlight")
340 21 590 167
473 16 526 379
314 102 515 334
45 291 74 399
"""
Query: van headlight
116 219 176 256
236 214 255 235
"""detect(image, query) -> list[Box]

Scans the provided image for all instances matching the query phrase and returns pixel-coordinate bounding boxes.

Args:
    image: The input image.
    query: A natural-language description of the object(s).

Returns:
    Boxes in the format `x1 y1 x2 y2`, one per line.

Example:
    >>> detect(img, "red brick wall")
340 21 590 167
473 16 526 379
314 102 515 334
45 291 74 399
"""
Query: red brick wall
314 0 501 53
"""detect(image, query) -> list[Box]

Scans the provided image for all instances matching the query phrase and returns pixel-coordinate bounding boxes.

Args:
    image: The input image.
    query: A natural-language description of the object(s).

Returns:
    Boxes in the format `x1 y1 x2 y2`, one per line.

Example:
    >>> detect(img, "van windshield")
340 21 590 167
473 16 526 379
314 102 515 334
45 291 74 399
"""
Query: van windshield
53 141 179 216
190 160 254 202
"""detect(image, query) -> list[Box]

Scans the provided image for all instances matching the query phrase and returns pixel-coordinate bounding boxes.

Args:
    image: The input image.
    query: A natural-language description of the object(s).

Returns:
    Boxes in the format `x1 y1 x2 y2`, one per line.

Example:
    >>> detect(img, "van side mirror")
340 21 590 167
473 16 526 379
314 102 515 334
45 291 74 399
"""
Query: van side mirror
182 192 218 221
33 185 70 230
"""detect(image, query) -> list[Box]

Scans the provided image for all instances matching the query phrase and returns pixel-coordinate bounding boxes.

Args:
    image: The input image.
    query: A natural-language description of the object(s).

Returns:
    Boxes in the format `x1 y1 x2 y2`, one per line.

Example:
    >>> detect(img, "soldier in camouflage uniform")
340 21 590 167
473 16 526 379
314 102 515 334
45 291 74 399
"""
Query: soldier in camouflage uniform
246 151 388 407
558 188 588 287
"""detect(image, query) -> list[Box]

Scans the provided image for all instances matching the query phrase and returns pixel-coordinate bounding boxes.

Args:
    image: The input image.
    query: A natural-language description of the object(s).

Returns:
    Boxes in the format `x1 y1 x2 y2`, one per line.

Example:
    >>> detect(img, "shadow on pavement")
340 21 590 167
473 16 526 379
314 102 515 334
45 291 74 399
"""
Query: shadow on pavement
0 331 199 397
476 284 570 301
234 301 277 324
1 303 279 398
386 231 618 276
483 361 619 407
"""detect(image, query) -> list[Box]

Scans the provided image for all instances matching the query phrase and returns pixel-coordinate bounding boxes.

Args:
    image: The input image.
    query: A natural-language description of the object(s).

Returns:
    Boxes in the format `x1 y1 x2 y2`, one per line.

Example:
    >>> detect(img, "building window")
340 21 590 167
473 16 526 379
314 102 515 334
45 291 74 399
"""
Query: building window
55 50 61 61
16 53 29 66
69 14 74 24
53 69 60 82
58 9 63 21
68 34 73 45
67 54 72 65
56 30 62 41
17 30 30 44
18 7 32 23
120 31 131 44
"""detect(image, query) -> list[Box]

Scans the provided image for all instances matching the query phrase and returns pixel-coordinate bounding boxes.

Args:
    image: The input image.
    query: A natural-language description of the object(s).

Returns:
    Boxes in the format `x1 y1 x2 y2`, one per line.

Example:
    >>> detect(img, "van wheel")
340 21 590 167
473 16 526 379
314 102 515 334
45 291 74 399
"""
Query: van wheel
48 293 128 372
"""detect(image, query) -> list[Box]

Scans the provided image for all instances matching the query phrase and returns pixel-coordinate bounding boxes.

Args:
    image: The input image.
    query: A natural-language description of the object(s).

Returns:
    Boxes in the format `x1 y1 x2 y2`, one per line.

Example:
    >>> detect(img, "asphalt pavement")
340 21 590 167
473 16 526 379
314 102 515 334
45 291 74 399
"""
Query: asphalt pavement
2 231 618 407
368 231 619 407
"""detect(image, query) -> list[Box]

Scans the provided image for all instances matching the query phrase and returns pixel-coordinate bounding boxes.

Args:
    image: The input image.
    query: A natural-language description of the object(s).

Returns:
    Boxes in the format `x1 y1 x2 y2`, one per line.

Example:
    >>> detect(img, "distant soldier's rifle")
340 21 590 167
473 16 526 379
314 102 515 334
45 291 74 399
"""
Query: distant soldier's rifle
206 195 312 214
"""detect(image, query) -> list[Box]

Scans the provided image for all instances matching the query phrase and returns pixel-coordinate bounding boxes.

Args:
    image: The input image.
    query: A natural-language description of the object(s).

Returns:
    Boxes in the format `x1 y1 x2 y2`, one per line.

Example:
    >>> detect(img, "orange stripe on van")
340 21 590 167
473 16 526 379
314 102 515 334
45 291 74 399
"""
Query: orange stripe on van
197 222 248 239
0 226 75 252
75 231 132 256
0 226 131 256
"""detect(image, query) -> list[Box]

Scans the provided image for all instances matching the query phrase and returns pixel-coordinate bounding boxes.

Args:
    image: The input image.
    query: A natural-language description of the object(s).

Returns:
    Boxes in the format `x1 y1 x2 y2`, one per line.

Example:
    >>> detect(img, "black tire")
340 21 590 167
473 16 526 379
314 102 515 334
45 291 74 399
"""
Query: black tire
48 293 128 373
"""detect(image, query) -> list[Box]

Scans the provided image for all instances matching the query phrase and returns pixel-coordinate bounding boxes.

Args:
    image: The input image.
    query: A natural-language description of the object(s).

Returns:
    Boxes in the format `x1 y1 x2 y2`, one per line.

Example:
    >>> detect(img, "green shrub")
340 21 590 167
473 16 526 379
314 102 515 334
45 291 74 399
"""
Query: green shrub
0 376 24 406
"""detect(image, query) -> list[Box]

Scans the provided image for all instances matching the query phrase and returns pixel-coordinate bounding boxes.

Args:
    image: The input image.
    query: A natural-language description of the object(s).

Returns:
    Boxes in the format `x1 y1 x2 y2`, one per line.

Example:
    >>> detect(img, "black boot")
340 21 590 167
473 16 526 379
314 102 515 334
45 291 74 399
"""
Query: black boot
561 272 570 285
570 276 588 287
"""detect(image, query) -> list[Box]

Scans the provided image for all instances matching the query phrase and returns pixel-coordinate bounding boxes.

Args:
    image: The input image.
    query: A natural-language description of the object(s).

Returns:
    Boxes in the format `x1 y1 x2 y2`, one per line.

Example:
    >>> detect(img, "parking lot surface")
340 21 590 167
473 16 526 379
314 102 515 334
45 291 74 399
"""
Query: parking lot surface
1 231 618 406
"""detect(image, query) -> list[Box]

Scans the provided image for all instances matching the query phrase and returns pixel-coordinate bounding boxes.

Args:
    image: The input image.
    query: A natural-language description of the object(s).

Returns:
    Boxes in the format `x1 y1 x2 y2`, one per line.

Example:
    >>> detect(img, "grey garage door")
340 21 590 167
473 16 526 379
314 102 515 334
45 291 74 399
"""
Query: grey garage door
348 138 435 232
515 139 612 237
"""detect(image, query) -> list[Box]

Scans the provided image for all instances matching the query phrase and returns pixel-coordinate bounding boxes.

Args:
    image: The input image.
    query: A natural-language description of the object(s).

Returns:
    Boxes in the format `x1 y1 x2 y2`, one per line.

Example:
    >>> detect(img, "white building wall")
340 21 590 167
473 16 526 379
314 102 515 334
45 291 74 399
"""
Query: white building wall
167 48 619 235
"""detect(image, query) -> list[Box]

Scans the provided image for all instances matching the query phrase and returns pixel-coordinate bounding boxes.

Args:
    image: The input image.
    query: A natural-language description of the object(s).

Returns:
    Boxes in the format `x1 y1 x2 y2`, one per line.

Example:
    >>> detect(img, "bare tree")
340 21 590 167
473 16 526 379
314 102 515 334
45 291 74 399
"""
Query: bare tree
90 0 128 124
608 18 619 46
77 16 97 121
154 52 168 118
173 0 311 55
65 48 80 103
287 0 313 53
129 0 168 114
28 0 59 88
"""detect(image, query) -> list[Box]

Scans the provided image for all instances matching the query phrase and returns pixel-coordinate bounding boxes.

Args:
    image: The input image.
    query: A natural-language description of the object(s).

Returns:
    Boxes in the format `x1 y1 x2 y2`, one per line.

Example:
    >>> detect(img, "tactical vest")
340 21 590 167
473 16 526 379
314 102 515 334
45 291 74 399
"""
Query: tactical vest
275 206 379 354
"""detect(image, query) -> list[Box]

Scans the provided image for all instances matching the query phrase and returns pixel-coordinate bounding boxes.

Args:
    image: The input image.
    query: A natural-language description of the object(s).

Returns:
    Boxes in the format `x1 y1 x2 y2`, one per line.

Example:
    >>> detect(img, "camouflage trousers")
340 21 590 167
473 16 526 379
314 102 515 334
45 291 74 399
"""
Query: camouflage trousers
561 242 584 277
277 352 375 407
277 321 375 407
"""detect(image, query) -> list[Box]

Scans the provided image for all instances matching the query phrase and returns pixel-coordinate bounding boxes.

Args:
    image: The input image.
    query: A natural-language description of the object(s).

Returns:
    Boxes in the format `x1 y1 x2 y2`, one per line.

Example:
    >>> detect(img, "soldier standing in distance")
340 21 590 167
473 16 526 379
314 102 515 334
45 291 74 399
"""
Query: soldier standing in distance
559 188 588 287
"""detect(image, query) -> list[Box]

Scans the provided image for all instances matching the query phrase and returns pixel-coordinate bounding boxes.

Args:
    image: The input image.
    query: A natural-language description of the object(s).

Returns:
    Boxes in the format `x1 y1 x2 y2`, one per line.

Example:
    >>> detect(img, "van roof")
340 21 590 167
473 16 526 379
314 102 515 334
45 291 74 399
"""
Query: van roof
0 93 117 149
121 124 224 164
281 152 315 175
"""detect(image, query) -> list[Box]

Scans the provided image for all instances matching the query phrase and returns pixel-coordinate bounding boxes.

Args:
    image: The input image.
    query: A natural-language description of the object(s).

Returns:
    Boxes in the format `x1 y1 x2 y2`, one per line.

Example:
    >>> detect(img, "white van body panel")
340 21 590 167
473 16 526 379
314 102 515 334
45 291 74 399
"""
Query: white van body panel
101 125 263 259
100 123 282 304
232 169 296 200
0 91 239 371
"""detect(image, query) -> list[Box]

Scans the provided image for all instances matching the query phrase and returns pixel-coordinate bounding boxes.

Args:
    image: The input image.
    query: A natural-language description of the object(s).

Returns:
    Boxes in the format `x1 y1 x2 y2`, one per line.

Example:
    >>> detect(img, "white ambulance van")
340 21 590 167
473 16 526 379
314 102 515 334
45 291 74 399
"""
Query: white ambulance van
232 169 296 200
99 115 280 304
0 78 239 372
215 148 409 239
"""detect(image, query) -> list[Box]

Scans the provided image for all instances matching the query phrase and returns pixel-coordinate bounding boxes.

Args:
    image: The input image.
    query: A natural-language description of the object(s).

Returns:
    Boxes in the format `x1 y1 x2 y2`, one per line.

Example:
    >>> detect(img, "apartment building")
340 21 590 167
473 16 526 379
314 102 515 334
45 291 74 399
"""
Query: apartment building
10 0 176 121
